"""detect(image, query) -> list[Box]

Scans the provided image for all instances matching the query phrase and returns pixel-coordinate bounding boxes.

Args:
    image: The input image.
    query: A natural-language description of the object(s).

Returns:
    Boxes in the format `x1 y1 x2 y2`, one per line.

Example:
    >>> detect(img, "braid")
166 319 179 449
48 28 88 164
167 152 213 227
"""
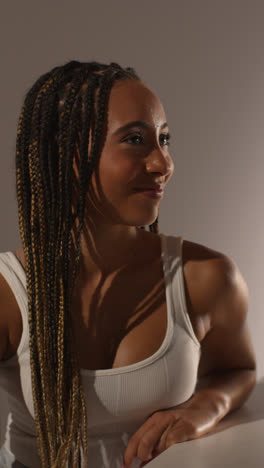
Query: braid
15 59 158 468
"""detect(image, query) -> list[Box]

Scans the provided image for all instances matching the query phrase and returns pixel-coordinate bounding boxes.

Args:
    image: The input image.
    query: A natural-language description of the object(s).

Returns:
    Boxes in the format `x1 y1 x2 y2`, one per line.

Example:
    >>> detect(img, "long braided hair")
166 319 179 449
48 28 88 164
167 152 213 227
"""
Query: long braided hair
15 60 159 467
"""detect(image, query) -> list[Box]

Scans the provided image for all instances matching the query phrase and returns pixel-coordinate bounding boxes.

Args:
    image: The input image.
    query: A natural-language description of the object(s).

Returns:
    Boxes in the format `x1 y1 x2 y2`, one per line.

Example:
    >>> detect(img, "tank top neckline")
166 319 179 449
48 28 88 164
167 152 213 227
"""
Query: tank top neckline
7 233 174 376
79 233 173 376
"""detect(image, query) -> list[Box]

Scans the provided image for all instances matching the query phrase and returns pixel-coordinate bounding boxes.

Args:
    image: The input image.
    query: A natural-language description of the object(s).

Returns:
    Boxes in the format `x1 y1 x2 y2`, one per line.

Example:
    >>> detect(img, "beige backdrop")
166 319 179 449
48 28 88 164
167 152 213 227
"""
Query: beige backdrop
0 0 263 377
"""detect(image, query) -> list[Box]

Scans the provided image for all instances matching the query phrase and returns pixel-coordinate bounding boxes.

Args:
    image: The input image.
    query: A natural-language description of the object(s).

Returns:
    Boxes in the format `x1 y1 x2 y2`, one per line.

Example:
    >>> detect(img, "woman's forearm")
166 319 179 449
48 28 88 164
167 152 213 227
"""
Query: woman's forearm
177 368 256 427
123 369 256 466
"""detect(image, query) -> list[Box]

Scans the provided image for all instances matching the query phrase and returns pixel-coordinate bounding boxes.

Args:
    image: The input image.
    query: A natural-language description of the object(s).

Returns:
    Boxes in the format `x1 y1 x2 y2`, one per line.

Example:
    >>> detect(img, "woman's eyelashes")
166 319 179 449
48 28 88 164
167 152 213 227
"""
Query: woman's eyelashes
122 132 171 147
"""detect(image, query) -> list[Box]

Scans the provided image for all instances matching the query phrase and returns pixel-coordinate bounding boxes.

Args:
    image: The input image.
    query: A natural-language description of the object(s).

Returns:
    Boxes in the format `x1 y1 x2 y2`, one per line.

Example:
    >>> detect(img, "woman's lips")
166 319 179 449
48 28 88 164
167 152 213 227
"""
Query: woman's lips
133 188 164 198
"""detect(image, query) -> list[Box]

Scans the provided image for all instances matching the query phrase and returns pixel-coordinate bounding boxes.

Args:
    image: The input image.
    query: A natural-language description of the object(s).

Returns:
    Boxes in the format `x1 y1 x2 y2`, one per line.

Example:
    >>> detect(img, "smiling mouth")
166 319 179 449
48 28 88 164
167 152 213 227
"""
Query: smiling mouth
133 188 164 198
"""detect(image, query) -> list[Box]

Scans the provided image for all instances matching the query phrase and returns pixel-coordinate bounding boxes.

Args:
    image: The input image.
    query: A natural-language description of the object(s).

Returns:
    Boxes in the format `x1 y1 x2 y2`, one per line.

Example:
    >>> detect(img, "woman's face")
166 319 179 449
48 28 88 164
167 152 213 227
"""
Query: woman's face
87 79 174 227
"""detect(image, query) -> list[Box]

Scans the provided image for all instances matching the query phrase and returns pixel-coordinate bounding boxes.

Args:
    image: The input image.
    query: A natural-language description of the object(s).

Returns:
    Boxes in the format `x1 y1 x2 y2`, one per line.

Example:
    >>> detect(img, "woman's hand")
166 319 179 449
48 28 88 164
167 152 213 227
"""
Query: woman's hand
123 405 216 467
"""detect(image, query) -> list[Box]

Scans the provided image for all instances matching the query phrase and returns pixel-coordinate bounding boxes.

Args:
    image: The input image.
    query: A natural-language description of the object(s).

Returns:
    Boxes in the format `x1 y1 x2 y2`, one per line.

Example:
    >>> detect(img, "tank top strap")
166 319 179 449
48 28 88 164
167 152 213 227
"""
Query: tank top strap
161 235 200 347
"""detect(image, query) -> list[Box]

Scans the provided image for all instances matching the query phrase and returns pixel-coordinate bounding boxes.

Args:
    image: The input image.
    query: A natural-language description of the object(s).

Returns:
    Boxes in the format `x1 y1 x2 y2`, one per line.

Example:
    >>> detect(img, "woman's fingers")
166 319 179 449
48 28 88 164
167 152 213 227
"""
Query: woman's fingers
136 422 170 462
123 408 201 467
123 414 173 466
155 422 175 453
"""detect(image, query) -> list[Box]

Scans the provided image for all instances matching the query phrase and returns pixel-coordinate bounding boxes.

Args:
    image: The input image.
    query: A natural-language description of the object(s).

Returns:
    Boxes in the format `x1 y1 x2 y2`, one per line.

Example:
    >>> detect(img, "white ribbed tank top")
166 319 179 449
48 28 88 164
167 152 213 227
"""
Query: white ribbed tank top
0 233 201 468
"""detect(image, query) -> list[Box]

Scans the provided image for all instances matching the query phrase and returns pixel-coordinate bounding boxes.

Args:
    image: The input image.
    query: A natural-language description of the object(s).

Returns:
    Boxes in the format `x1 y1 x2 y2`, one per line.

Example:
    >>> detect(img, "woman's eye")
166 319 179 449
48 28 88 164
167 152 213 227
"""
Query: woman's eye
123 132 171 146
160 133 171 146
124 134 143 145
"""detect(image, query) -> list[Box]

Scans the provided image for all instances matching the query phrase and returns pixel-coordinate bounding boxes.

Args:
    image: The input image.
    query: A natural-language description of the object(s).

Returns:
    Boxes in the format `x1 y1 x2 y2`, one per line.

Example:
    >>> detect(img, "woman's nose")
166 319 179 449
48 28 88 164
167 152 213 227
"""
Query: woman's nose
145 147 174 177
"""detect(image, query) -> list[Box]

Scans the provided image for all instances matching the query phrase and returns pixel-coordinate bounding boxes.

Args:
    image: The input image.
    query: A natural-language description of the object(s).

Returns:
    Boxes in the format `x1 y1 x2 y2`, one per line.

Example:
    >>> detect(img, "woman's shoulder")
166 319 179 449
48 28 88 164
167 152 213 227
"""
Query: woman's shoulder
13 247 26 270
181 238 238 341
182 237 237 286
0 270 22 361
0 248 24 361
182 237 230 270
0 273 11 361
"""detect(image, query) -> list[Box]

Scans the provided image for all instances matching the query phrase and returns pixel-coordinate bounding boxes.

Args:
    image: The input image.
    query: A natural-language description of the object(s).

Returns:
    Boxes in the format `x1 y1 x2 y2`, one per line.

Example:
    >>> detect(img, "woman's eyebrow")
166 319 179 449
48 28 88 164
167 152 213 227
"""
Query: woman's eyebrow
113 120 168 136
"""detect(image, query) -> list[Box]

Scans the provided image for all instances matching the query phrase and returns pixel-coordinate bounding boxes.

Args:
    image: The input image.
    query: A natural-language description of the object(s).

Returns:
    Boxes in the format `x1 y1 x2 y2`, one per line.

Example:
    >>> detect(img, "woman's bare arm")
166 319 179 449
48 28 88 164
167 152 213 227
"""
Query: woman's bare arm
123 254 256 467
183 252 256 412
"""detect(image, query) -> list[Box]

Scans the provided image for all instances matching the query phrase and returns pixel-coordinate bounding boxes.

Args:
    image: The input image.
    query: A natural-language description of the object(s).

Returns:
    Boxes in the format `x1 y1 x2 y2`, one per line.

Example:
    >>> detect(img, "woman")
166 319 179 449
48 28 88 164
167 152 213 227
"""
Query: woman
0 60 256 468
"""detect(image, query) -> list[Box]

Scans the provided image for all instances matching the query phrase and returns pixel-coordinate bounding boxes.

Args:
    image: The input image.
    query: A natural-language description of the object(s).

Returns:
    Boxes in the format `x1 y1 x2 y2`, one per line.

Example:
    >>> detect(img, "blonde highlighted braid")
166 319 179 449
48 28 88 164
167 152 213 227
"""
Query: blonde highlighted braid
15 60 159 467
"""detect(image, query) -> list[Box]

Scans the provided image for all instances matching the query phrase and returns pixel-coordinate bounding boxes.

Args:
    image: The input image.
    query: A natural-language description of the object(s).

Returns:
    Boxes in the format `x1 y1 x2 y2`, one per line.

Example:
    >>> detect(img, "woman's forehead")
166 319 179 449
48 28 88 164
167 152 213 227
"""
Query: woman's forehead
107 80 167 131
